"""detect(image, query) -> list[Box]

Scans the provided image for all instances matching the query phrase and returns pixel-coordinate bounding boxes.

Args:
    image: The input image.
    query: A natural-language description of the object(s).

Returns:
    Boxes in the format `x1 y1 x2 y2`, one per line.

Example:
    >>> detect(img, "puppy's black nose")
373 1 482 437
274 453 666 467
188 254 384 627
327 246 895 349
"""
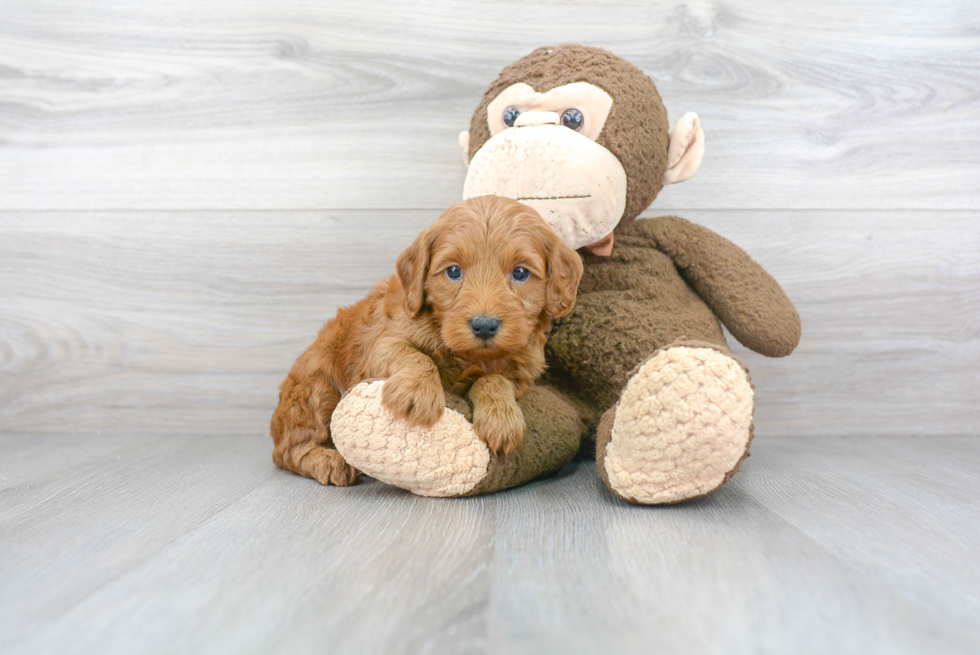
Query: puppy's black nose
470 316 500 339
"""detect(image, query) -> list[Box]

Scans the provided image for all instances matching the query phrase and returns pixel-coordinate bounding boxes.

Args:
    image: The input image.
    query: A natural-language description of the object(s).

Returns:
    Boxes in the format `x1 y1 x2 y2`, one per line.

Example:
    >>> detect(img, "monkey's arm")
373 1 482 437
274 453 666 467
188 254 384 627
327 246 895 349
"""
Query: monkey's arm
632 216 801 357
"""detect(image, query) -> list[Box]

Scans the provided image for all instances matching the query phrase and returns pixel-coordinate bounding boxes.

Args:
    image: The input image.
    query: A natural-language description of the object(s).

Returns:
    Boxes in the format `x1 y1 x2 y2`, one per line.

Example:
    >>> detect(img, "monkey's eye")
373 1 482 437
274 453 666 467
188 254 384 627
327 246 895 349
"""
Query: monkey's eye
446 265 462 281
511 266 530 282
561 108 584 131
503 106 521 128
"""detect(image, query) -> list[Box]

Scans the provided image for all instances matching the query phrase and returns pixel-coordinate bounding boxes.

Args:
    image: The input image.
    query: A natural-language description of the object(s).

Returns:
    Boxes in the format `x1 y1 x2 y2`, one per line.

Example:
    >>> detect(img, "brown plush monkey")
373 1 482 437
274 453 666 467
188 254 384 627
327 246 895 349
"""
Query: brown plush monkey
330 45 801 504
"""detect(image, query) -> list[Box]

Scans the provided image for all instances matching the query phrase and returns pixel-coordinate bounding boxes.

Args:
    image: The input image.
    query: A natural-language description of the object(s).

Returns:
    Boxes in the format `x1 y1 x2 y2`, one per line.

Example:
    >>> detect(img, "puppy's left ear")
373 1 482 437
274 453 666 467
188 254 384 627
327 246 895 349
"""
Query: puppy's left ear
546 237 584 318
397 222 439 316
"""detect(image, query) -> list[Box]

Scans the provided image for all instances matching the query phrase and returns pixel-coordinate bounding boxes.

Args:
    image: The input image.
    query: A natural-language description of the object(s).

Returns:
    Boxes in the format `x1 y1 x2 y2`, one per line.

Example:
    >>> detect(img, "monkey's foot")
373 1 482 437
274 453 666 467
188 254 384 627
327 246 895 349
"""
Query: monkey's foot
597 346 754 504
330 381 490 497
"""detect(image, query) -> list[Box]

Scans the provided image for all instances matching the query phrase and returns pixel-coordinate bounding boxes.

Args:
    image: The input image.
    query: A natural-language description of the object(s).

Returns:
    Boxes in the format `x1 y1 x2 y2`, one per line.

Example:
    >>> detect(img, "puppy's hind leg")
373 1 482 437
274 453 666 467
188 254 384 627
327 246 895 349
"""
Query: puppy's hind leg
277 436 358 487
271 376 359 486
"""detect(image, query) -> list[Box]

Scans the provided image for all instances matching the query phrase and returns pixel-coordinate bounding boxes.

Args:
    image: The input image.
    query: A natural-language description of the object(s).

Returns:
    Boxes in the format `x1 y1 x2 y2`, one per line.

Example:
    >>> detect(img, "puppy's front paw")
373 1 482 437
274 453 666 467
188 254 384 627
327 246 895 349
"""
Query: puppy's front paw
382 372 445 426
473 400 525 455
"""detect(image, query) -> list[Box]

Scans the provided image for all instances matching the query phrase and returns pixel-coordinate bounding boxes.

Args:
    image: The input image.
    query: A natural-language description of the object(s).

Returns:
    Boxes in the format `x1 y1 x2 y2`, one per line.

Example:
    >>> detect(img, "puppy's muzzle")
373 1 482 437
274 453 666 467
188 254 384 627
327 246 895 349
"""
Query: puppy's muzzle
470 316 500 340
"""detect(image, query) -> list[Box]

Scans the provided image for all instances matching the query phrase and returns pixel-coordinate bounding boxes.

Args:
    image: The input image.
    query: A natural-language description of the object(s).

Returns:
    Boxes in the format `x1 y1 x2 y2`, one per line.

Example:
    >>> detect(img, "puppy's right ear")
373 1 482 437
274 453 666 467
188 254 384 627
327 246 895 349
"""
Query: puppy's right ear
397 223 439 316
546 237 585 319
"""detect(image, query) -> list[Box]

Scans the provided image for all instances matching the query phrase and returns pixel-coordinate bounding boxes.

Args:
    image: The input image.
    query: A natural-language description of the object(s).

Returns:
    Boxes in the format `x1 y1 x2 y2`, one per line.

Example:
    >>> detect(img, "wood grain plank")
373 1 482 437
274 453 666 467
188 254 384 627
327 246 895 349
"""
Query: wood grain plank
485 439 980 655
0 432 164 489
2 209 976 438
0 209 440 436
3 435 976 654
712 211 980 436
744 437 980 631
0 435 274 634
0 1 977 210
2 436 493 655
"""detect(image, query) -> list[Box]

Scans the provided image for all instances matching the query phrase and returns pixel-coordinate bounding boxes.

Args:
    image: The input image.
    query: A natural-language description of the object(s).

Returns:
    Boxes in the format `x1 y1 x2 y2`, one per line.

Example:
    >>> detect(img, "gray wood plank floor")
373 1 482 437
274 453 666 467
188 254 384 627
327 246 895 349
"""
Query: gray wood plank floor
1 435 977 655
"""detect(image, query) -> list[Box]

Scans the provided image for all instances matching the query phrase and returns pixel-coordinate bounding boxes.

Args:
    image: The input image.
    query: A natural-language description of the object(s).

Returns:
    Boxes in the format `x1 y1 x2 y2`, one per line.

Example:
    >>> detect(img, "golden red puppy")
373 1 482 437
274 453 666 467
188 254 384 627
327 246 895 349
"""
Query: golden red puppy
270 195 584 486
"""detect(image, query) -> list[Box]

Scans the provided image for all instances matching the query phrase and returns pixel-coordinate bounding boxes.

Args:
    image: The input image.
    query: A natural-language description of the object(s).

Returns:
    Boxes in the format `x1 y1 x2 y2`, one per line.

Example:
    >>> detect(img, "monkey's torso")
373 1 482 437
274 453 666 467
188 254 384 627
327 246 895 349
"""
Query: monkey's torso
546 217 732 418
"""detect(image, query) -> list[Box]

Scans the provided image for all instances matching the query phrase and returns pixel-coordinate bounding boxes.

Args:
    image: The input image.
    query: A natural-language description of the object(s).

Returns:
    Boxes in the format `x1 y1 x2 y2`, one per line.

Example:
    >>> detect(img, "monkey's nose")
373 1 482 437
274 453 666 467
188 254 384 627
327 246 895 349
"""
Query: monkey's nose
513 111 560 127
470 316 500 340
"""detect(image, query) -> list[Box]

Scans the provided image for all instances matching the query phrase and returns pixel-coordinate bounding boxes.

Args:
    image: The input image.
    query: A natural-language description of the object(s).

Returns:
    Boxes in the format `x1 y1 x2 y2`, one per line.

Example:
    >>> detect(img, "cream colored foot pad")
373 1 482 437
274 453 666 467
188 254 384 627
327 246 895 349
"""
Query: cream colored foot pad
604 347 753 504
331 380 490 497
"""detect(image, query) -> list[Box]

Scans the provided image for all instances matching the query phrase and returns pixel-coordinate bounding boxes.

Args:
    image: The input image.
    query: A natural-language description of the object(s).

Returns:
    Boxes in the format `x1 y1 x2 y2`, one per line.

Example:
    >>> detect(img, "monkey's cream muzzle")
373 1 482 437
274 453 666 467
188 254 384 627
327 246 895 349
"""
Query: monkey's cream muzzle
463 120 627 251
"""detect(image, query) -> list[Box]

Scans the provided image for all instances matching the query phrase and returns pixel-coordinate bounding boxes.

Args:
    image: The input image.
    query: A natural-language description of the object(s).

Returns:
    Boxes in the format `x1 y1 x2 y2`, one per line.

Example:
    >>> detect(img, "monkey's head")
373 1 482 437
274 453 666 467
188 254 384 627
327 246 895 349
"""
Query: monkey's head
460 45 704 255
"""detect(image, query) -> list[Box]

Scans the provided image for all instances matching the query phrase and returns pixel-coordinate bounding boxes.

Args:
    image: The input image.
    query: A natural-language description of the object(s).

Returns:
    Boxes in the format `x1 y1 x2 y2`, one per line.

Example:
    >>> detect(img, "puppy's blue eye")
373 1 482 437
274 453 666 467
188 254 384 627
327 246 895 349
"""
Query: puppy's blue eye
446 265 462 281
503 106 521 128
511 266 530 282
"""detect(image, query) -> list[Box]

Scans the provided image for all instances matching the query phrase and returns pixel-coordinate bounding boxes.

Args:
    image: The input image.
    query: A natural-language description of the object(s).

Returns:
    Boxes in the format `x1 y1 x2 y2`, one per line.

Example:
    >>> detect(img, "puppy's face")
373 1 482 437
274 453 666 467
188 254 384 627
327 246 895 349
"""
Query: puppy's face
398 196 583 358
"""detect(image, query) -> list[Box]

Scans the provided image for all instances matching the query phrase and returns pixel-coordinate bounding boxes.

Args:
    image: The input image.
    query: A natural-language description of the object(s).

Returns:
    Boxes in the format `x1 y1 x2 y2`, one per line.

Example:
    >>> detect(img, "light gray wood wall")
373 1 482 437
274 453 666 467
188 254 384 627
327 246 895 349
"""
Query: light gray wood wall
1 0 978 438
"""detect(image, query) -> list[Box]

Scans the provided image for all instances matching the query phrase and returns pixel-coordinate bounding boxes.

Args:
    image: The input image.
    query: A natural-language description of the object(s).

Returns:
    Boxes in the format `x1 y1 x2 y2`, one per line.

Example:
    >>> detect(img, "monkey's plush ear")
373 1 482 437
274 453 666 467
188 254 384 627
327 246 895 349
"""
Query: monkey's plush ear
397 224 438 316
458 130 470 167
546 238 585 319
663 112 705 185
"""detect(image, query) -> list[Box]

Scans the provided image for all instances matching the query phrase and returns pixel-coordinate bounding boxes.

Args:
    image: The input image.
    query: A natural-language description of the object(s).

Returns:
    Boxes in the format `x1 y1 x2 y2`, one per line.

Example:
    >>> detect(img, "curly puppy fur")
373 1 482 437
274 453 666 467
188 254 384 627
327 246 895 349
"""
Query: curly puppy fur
270 195 584 486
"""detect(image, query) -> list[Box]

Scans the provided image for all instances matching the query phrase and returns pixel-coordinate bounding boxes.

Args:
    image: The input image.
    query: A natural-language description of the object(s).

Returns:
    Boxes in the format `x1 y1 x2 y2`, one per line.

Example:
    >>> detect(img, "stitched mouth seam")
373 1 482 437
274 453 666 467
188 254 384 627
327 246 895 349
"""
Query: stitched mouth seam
516 195 592 200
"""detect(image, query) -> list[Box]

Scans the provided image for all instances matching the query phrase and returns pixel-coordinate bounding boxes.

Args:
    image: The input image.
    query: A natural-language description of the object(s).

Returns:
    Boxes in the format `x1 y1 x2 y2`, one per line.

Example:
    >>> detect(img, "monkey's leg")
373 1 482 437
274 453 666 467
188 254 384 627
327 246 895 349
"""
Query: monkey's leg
546 257 754 504
595 341 754 504
330 380 585 497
